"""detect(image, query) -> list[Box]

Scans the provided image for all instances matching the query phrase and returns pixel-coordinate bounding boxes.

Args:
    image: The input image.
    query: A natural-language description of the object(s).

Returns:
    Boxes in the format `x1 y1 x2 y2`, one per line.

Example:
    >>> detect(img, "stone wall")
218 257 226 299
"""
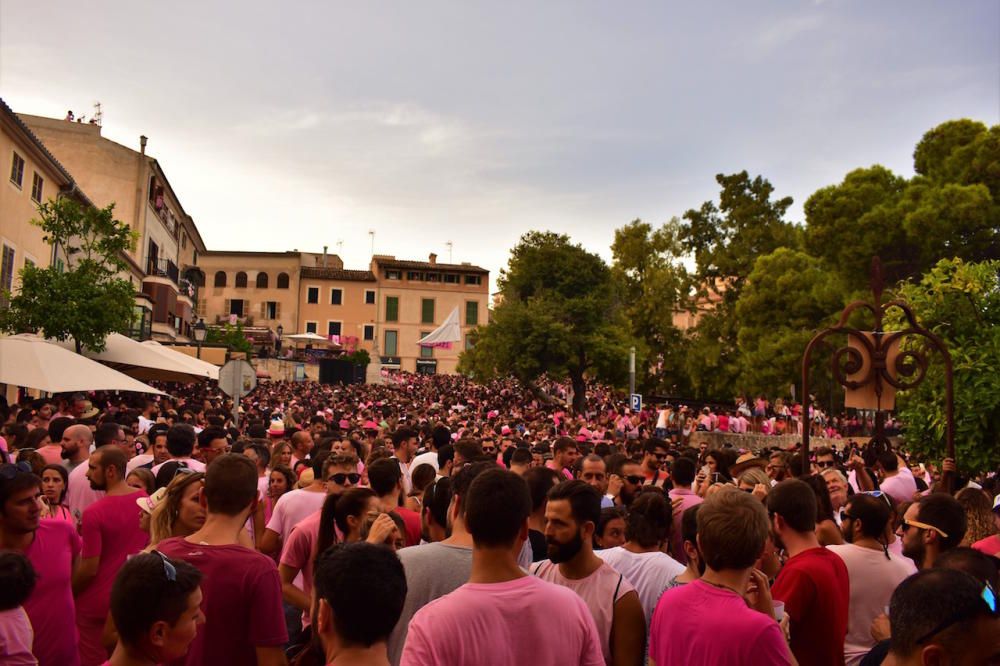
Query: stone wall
687 431 900 452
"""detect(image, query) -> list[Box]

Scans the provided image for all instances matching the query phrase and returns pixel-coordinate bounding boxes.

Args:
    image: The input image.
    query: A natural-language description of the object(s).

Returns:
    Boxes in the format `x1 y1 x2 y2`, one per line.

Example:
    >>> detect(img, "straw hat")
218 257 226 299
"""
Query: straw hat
730 452 768 477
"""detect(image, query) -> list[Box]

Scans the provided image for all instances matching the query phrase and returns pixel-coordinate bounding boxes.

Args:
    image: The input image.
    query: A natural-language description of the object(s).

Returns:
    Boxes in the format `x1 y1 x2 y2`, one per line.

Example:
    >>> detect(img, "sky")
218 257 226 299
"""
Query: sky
1 1 997 293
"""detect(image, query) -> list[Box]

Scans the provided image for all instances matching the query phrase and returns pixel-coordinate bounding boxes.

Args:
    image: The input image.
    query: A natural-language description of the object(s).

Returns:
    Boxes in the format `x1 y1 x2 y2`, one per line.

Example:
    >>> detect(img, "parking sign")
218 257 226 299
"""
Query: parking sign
630 393 642 412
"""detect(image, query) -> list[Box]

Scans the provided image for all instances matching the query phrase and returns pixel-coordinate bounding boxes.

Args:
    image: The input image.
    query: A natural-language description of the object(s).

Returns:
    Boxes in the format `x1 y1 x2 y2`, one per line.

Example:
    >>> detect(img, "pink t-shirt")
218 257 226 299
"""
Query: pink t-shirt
531 560 636 663
827 544 916 666
649 579 790 666
157 538 288 665
973 534 1000 557
66 460 104 525
401 574 604 666
37 445 64 465
667 488 703 564
76 491 150 620
880 467 918 505
23 519 82 666
265 488 327 542
279 510 322 627
0 607 36 666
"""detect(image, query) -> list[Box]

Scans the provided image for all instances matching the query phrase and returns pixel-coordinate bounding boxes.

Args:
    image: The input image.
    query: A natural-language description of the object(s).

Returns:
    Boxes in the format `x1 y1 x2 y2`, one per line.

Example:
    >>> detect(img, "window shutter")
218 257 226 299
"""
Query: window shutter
275 302 281 319
260 301 267 319
224 299 231 318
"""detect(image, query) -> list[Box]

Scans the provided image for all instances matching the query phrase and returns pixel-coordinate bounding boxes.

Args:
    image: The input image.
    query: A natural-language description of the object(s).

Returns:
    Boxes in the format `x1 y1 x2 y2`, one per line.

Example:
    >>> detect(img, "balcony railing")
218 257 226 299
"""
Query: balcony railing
146 257 179 285
215 314 254 326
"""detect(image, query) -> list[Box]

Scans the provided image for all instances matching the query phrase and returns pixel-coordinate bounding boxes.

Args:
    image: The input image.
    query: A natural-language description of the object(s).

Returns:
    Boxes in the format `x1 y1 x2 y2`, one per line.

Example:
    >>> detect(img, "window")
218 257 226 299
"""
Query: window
466 301 479 326
385 270 401 280
228 299 245 316
464 275 482 285
444 273 459 284
407 271 422 281
420 332 433 358
330 288 342 305
24 257 34 270
261 301 279 320
256 272 269 289
385 296 399 322
181 232 187 250
363 324 374 341
30 173 43 203
214 271 227 287
465 335 474 350
307 286 319 304
1 245 14 305
365 290 376 304
10 153 24 187
384 330 398 356
421 298 434 324
235 271 248 288
327 321 342 337
305 321 318 334
425 273 440 282
277 272 290 289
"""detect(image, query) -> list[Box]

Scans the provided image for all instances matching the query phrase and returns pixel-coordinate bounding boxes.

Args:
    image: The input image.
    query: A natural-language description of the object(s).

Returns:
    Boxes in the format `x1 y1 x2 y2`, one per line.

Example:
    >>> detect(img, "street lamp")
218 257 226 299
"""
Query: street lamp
193 318 207 359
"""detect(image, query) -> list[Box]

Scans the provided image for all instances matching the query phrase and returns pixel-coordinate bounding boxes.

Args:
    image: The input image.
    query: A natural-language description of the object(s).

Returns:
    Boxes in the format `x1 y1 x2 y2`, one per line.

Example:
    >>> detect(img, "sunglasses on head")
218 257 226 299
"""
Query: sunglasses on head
916 583 997 645
0 461 32 480
153 550 177 582
328 472 361 485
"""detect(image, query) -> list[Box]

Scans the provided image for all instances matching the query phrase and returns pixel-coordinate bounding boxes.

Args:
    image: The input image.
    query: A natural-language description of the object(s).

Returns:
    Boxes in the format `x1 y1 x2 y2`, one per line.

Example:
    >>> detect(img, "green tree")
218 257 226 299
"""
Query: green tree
610 218 691 395
677 171 799 399
0 198 136 353
206 322 253 355
459 231 633 412
888 258 1000 473
735 248 845 398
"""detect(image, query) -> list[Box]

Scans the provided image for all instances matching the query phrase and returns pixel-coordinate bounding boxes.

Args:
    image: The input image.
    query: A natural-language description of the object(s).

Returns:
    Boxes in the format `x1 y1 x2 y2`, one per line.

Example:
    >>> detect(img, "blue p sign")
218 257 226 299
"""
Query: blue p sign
630 393 642 412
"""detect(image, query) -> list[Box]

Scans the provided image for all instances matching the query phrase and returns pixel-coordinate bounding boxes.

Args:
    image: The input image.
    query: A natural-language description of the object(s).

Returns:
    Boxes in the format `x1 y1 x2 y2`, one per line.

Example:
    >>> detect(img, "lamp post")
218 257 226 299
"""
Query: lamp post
193 318 207 359
276 324 284 381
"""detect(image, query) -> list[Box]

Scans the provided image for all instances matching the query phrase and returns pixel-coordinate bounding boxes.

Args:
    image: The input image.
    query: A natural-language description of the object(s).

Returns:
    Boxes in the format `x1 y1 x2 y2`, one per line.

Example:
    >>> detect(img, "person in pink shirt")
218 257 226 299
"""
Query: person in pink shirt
39 464 74 524
547 437 580 480
666 458 703 564
0 461 82 666
26 427 62 465
972 494 1000 556
74 447 149 666
648 488 791 666
876 451 918 506
0 552 39 666
102 552 204 666
401 469 604 666
67 424 128 526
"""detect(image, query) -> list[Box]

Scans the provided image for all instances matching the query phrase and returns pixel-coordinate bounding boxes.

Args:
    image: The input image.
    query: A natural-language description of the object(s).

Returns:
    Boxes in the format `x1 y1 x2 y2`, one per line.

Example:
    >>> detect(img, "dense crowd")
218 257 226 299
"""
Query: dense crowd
0 373 997 666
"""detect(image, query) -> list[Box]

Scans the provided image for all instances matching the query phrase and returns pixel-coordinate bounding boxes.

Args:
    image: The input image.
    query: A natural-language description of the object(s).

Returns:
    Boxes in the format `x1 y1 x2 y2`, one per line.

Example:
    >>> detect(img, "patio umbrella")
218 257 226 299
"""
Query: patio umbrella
56 333 213 383
0 334 166 395
141 340 221 380
284 332 330 342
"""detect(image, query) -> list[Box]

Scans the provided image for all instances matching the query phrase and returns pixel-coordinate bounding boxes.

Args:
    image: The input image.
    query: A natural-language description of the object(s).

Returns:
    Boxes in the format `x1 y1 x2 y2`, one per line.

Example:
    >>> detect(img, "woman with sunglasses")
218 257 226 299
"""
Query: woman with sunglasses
39 464 74 523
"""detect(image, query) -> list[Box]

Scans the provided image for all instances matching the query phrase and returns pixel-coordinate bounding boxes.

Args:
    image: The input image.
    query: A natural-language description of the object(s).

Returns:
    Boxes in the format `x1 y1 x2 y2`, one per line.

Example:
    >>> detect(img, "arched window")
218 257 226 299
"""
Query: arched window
214 271 227 287
235 271 248 288
256 272 269 289
277 272 290 289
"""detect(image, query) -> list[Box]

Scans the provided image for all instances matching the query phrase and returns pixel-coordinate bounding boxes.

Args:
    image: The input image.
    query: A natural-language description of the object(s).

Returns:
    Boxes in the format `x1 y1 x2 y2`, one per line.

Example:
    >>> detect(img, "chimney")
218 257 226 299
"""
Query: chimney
323 245 328 267
140 135 147 155
429 253 437 264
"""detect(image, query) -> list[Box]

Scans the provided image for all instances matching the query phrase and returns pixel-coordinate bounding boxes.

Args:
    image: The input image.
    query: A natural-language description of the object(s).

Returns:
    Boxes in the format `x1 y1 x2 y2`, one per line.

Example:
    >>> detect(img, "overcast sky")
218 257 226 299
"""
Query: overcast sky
2 2 997 291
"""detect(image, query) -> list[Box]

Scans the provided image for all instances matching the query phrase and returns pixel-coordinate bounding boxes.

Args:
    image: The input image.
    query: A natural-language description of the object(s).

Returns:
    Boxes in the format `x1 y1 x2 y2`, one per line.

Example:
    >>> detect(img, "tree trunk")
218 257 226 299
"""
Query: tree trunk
569 369 587 415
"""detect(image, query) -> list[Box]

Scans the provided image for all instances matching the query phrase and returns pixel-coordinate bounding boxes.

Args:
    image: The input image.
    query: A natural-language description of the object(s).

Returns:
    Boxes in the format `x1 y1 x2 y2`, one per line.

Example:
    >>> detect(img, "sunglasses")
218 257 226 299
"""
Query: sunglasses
902 518 949 539
0 461 32 480
328 472 361 485
625 475 644 485
153 550 177 582
815 460 837 469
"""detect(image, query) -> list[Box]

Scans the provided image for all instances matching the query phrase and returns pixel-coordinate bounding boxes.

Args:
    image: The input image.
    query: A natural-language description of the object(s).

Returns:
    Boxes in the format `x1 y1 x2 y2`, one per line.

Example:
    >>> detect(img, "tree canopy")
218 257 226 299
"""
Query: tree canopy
0 198 136 353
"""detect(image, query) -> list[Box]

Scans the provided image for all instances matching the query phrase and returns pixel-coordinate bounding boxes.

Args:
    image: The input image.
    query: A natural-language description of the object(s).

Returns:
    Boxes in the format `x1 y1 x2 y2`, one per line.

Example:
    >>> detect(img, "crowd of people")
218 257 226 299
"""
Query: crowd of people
0 373 997 666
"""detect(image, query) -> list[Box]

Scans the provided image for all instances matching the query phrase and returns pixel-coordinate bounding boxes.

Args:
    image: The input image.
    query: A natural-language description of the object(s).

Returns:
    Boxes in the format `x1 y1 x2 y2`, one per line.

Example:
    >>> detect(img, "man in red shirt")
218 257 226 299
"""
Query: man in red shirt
768 479 849 666
368 458 422 546
157 454 287 666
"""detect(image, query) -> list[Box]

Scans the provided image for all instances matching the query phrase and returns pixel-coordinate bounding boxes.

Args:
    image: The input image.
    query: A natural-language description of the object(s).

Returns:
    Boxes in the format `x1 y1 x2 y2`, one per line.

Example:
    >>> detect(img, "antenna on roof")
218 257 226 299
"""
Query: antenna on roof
92 101 103 126
368 230 375 257
446 240 453 263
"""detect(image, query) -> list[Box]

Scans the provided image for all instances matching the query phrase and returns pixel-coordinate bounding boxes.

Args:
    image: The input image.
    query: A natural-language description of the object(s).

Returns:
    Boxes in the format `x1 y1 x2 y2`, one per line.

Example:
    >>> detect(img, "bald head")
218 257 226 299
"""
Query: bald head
61 423 93 462
291 430 314 457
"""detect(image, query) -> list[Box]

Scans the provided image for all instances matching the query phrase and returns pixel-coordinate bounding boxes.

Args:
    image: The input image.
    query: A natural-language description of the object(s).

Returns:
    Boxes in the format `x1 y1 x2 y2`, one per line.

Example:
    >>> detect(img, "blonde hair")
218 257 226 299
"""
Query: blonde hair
739 468 771 488
146 472 205 549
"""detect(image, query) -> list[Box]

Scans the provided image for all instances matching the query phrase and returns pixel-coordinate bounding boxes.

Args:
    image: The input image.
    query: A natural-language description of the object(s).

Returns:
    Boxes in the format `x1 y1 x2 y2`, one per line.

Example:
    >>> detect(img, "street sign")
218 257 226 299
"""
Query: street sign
219 359 257 426
630 393 642 412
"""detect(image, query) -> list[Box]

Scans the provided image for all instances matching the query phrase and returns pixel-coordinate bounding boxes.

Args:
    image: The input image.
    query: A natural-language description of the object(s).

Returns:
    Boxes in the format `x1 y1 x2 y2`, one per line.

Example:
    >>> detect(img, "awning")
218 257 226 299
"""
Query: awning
54 333 214 382
418 307 462 349
141 340 221 380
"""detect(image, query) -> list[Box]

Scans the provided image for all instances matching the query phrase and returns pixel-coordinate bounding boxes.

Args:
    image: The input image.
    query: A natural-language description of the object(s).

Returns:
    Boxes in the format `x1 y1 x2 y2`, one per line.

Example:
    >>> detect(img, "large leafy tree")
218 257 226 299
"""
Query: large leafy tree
735 248 846 399
458 231 632 412
1 198 136 353
610 218 690 395
888 258 1000 473
677 171 799 399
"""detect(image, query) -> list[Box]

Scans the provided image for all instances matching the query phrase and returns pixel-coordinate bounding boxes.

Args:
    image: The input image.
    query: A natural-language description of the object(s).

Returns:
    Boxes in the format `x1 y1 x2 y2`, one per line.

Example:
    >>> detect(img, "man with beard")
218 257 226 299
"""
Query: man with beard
898 492 967 570
667 457 702 564
579 454 614 508
74 446 149 665
596 490 684 623
548 437 580 480
768 478 849 666
607 458 643 508
531 481 645 666
60 423 93 472
387 461 491 665
639 438 670 488
67 423 125 524
828 494 915 666
524 466 562 561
